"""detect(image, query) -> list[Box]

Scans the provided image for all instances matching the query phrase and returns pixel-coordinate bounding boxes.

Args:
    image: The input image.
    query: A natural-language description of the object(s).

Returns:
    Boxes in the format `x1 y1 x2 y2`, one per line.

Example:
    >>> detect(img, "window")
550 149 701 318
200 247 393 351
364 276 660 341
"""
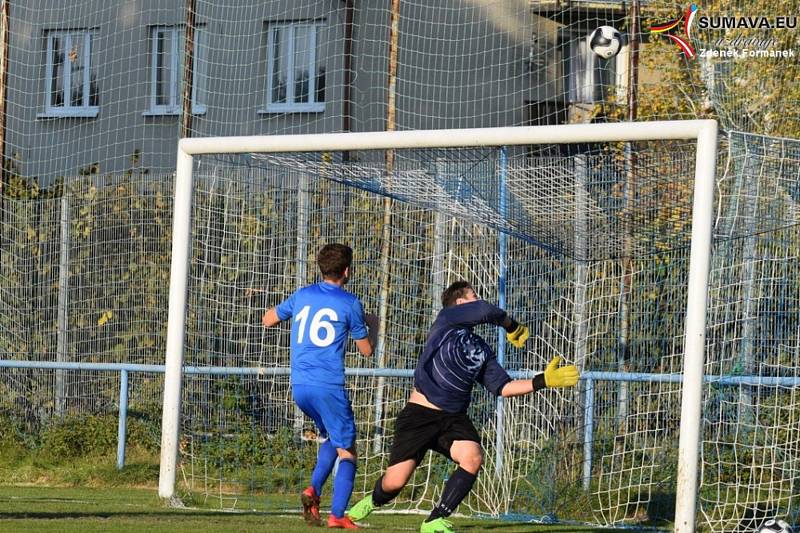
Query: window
562 33 624 104
41 30 99 118
146 26 207 115
264 22 325 113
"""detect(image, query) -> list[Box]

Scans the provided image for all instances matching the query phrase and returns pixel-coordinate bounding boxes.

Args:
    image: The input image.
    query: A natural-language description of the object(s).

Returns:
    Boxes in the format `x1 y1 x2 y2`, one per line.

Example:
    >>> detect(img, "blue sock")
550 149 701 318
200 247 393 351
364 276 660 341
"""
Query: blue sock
310 439 338 496
331 458 356 518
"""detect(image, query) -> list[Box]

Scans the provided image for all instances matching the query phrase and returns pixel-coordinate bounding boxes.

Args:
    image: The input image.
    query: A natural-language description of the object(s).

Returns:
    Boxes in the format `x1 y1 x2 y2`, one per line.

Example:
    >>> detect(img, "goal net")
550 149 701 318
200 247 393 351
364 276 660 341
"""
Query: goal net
701 132 800 532
160 122 726 530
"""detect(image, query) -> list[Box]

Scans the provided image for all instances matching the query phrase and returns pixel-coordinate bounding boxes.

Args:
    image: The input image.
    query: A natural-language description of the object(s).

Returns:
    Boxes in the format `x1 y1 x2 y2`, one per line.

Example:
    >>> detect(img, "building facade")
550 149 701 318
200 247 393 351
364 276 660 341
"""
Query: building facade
3 0 625 183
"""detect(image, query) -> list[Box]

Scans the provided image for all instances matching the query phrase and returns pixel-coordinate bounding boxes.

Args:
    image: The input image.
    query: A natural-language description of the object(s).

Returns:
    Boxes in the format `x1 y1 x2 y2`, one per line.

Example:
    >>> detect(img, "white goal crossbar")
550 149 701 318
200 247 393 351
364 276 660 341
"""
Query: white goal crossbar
159 120 718 533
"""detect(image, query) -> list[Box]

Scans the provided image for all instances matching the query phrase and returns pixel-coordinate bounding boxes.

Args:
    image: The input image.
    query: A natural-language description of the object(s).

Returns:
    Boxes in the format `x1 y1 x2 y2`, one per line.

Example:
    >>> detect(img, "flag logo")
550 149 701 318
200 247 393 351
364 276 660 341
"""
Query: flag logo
650 4 698 58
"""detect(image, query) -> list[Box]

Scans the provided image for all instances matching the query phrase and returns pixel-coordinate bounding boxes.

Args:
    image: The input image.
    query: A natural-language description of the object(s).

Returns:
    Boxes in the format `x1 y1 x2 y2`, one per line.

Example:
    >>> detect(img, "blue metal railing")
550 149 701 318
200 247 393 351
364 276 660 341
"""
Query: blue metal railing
1 359 799 484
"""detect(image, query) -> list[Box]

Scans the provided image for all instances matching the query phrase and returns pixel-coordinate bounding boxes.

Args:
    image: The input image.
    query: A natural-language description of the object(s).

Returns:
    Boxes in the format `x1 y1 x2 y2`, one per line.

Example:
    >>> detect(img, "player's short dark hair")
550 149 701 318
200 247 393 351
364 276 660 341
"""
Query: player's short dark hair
441 280 474 307
317 243 353 280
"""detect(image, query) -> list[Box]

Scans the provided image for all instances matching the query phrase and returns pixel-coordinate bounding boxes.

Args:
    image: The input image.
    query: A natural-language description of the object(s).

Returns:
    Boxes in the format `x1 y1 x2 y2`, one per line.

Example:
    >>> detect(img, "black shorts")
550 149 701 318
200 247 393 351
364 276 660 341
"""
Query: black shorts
387 402 481 466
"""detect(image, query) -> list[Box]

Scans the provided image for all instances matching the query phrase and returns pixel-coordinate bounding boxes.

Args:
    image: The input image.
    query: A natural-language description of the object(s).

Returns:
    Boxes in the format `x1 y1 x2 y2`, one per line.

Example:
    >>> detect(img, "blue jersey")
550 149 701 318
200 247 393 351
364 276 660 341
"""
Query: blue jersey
276 281 368 387
414 300 513 413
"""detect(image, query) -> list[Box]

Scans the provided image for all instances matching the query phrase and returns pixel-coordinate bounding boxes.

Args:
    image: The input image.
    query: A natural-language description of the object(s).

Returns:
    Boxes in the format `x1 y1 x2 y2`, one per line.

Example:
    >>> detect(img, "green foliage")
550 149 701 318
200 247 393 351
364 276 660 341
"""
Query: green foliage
0 413 32 455
0 409 159 460
0 411 160 488
2 155 65 200
40 415 118 459
127 415 162 454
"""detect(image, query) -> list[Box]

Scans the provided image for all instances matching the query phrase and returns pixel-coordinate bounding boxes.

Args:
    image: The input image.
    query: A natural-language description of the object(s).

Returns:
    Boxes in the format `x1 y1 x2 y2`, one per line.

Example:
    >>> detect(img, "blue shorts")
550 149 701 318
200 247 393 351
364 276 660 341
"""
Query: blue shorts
292 384 357 449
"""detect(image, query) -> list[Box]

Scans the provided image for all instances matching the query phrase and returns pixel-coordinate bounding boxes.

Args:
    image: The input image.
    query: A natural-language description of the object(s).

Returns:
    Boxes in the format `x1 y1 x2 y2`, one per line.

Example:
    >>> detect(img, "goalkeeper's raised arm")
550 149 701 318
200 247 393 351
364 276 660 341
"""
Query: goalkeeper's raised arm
438 281 530 348
499 356 581 397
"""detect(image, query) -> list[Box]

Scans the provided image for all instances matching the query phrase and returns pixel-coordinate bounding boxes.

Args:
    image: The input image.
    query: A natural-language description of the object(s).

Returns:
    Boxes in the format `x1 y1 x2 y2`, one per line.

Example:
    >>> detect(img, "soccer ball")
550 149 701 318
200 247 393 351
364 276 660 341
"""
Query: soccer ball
758 519 794 533
588 26 622 60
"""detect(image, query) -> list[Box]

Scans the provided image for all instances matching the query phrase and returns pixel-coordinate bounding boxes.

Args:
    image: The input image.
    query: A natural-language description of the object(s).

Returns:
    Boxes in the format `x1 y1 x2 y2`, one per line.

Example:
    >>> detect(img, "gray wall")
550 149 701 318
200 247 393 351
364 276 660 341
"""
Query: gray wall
5 1 553 183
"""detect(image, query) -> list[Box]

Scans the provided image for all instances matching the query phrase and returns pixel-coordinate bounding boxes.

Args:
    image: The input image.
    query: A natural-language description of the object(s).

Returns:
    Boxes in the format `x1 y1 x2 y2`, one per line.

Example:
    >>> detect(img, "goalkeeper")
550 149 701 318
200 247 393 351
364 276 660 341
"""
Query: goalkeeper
263 243 377 529
346 281 580 533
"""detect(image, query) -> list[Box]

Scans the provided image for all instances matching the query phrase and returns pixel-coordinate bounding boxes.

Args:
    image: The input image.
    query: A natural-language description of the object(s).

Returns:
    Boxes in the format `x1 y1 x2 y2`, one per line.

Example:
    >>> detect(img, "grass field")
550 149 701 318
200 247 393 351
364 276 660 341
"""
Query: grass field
0 485 654 532
0 425 666 532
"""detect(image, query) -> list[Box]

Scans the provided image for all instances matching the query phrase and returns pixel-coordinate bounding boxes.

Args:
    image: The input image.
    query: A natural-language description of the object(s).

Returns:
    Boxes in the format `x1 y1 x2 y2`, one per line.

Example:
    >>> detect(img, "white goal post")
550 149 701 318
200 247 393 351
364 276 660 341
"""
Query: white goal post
159 120 718 532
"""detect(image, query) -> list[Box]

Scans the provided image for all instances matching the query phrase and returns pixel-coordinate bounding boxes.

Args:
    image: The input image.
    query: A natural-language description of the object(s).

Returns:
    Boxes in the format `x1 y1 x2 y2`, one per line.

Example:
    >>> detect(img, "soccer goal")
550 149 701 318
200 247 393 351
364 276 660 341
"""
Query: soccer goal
158 121 718 531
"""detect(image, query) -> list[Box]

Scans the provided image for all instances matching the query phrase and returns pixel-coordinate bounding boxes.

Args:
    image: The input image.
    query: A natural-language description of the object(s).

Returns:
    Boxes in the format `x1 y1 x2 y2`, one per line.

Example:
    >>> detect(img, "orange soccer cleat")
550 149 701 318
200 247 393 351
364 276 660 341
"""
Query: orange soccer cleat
301 486 323 526
327 514 360 529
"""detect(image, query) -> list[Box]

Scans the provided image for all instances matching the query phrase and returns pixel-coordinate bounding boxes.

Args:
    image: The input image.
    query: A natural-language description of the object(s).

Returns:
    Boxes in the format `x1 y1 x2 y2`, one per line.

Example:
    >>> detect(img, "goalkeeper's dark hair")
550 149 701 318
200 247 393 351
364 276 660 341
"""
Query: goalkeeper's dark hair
317 243 353 280
442 280 474 307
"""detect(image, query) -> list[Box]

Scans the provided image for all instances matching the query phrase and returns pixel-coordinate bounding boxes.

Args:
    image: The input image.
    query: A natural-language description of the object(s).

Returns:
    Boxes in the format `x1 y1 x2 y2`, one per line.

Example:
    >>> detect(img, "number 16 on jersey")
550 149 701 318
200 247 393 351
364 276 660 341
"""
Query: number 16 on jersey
295 305 338 347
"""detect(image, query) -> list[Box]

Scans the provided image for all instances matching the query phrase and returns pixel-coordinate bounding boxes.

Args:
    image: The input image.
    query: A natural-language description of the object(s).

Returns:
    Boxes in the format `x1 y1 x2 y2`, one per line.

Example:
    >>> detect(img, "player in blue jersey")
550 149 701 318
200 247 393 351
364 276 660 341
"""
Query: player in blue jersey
262 243 376 529
346 280 580 533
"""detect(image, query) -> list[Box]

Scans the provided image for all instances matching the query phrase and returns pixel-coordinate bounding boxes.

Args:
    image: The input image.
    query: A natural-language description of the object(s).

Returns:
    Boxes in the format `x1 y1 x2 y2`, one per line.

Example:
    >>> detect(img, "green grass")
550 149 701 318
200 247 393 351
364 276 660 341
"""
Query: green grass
0 419 666 532
0 485 649 532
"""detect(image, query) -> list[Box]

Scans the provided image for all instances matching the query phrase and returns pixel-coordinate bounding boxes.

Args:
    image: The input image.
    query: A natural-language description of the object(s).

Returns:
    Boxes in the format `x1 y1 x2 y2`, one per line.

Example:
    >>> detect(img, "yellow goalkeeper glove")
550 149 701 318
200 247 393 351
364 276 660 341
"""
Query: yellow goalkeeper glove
542 356 580 388
506 323 529 349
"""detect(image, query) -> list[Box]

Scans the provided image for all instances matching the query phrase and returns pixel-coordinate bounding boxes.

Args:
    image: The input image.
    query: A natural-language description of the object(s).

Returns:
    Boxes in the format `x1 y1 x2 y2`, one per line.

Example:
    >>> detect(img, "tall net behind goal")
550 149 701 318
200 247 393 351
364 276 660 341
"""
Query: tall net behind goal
5 0 746 184
171 130 716 526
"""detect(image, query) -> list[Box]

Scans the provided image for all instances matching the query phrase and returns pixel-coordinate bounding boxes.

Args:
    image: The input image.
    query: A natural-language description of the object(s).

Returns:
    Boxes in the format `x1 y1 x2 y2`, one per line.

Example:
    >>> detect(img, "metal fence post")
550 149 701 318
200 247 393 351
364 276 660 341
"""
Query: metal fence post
117 369 129 470
293 170 310 440
582 377 594 491
55 191 71 417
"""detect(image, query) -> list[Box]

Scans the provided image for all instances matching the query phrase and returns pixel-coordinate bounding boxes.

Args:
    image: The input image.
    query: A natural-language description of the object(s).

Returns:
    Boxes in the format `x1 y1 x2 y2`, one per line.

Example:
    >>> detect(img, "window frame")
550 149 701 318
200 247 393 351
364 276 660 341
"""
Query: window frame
262 21 325 114
144 25 207 117
40 30 99 119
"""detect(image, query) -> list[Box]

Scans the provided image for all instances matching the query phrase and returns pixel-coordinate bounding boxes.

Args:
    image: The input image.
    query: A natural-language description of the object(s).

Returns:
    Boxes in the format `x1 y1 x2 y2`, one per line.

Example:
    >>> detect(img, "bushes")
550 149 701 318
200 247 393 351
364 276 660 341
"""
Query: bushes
0 412 154 486
0 412 159 461
40 415 118 458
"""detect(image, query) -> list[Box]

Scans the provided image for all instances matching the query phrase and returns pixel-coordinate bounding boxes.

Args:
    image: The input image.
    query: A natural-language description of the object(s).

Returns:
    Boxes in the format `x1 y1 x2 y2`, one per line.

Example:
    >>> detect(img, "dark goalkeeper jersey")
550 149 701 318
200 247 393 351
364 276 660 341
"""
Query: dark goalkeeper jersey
413 300 513 413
